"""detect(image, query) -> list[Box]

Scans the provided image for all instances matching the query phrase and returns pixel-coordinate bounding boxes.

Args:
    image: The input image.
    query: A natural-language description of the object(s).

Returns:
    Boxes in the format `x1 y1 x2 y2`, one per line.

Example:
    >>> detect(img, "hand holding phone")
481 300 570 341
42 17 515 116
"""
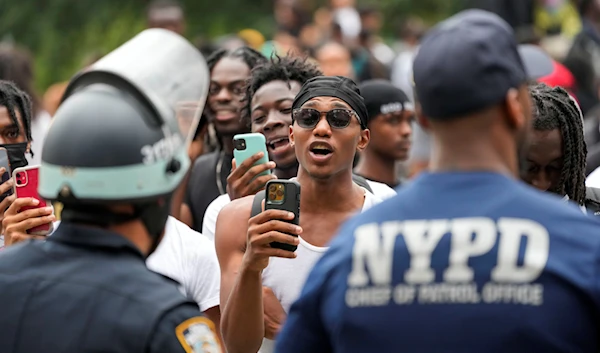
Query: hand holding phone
265 180 300 252
2 197 55 246
229 133 276 200
13 166 54 236
0 147 13 202
242 180 302 273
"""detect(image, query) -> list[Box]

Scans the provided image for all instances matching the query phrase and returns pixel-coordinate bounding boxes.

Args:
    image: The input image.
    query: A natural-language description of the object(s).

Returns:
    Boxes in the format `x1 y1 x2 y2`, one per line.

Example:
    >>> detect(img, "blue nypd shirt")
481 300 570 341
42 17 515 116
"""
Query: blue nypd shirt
275 172 600 353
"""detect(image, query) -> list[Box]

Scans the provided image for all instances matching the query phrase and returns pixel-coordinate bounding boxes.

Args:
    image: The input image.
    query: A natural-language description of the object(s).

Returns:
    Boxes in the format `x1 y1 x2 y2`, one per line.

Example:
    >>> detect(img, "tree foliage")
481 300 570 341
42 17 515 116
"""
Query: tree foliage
0 0 463 93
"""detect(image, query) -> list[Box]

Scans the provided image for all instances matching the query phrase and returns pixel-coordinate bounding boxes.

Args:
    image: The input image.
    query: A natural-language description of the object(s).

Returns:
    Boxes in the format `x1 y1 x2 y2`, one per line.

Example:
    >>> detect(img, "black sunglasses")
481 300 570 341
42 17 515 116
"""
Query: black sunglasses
292 108 359 129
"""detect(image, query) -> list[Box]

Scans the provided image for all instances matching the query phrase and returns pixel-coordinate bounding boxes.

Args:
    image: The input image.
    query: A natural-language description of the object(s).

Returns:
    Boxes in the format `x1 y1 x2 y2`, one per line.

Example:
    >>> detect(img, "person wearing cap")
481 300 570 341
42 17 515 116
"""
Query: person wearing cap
216 75 387 353
275 9 600 353
354 79 413 188
406 42 555 178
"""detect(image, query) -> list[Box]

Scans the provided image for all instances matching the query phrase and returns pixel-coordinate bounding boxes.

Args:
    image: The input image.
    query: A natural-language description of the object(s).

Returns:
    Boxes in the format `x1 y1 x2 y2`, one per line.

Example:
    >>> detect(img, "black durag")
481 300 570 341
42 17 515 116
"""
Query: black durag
292 76 369 129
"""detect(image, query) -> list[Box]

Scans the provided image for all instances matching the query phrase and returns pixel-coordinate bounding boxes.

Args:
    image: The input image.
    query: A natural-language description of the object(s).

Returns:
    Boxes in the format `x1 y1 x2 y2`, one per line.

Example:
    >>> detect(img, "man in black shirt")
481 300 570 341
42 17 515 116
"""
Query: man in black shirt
181 47 267 231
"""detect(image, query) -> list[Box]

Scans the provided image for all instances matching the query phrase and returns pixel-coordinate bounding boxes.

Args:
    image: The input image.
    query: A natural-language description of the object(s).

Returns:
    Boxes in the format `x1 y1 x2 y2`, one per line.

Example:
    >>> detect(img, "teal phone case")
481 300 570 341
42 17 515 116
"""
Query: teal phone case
233 133 271 177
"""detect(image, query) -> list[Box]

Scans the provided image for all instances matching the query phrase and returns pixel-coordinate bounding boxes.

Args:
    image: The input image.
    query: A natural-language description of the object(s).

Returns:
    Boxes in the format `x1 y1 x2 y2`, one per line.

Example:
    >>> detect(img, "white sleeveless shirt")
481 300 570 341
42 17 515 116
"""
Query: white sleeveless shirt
258 188 382 353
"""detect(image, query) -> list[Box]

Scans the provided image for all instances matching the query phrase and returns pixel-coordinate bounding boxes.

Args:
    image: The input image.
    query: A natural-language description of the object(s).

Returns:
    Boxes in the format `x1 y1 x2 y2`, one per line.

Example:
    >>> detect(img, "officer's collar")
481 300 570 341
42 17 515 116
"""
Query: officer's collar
48 222 145 259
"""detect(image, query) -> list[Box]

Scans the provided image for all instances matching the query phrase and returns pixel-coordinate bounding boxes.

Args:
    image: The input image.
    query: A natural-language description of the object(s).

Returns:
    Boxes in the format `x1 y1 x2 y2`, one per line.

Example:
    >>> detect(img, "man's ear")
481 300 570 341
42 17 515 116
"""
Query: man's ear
504 87 528 131
289 125 294 147
415 104 432 132
357 128 370 152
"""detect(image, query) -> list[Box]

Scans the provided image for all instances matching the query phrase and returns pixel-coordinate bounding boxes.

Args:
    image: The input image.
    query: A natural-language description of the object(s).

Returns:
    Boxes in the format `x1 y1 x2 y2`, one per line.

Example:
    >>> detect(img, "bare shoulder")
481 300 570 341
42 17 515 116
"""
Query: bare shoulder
215 195 255 253
218 195 254 224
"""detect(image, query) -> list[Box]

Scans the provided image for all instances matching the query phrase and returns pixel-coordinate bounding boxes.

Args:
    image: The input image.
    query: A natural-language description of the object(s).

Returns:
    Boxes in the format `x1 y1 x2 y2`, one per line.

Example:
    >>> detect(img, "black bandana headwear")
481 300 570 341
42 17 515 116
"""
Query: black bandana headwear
292 76 369 129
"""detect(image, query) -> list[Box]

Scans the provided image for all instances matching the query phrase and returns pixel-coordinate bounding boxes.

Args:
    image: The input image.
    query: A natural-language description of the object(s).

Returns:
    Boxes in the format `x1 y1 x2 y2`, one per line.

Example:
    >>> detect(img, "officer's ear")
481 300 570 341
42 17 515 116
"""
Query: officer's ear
417 109 431 132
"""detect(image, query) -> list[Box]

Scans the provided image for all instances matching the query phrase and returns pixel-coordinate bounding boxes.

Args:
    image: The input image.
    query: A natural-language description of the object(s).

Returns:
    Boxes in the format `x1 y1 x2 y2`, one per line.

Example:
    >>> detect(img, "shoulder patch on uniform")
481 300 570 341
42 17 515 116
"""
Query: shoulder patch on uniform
175 317 222 353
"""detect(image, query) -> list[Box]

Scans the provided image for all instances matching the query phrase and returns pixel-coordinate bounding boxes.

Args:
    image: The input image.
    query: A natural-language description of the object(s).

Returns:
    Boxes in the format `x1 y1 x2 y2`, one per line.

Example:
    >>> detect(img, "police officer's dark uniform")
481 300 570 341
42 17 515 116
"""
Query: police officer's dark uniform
0 223 216 352
0 29 221 353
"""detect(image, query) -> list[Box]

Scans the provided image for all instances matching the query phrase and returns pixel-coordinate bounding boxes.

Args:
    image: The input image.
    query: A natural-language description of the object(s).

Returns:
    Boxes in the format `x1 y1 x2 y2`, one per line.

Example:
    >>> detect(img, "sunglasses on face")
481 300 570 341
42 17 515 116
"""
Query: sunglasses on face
292 108 359 129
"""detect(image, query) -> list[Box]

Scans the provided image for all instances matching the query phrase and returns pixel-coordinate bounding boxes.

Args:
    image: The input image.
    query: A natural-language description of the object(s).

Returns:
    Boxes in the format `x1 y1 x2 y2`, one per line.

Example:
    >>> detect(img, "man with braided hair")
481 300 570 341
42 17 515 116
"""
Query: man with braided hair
181 46 266 231
0 80 37 247
522 82 600 215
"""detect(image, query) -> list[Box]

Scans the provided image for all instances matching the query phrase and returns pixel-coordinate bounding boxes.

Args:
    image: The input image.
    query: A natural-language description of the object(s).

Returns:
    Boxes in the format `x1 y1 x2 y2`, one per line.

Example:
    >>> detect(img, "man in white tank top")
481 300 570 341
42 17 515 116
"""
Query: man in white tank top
201 55 396 243
216 75 385 353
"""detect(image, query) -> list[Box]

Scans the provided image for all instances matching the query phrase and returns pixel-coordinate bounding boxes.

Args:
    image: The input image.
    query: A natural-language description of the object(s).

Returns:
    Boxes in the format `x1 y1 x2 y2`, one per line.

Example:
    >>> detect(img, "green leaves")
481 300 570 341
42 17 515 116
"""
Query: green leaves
1 0 461 94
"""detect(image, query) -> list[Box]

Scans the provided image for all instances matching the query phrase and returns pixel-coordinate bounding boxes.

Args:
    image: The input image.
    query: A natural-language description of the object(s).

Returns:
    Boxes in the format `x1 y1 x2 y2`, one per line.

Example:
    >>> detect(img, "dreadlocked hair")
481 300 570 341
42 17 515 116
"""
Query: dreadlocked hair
241 54 322 126
529 82 587 205
204 46 266 149
0 80 33 143
206 46 267 74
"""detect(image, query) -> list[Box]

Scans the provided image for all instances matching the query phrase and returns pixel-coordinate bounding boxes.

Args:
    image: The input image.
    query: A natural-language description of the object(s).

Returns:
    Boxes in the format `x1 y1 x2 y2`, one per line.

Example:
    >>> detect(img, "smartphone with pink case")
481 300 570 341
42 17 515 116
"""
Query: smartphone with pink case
13 166 53 236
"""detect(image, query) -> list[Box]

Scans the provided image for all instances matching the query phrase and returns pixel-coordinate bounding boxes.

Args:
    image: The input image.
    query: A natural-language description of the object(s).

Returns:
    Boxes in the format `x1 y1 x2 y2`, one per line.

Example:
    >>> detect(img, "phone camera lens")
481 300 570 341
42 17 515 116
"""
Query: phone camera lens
235 139 247 150
276 189 284 197
269 192 276 200
269 185 277 193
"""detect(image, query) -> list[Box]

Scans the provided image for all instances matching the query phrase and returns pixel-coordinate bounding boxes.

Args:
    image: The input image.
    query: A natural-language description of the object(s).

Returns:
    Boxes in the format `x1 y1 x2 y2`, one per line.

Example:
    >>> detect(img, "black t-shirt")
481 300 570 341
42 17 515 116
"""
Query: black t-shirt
184 150 233 232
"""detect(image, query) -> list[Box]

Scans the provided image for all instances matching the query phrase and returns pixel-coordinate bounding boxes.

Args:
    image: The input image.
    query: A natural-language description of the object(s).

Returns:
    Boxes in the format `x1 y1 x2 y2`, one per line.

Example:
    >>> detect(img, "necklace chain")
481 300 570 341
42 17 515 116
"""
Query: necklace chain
216 151 226 195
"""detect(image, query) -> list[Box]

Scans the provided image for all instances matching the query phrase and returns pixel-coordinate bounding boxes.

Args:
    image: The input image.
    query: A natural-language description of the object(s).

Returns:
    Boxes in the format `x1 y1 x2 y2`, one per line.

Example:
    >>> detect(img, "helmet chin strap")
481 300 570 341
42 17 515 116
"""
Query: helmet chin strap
134 195 173 257
61 196 172 258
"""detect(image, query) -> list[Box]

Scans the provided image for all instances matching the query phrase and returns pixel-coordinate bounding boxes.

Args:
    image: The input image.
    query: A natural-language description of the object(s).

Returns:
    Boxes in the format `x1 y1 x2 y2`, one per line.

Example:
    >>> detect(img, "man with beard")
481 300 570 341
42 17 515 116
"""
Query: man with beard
181 47 266 231
276 10 600 353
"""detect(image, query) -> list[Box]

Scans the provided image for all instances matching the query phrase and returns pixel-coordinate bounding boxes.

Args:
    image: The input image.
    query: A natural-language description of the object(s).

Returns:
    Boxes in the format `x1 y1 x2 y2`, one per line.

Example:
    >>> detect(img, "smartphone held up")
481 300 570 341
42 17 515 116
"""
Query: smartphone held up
0 147 13 202
13 165 54 236
266 179 300 252
233 133 272 177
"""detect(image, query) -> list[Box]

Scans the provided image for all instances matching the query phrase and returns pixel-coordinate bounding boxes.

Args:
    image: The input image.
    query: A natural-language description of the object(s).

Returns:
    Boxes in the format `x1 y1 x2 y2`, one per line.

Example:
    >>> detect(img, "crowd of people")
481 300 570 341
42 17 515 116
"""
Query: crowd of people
0 0 600 352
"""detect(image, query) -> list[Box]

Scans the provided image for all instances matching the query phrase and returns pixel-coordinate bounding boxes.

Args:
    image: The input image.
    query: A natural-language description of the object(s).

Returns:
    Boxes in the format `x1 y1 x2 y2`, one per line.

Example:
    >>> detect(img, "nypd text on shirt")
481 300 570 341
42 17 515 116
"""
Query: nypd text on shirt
345 217 548 308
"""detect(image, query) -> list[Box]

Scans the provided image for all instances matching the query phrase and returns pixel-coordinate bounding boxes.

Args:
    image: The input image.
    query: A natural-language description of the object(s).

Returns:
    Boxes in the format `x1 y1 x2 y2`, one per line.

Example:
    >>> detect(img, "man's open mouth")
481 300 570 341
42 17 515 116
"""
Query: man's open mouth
310 145 332 155
268 137 290 151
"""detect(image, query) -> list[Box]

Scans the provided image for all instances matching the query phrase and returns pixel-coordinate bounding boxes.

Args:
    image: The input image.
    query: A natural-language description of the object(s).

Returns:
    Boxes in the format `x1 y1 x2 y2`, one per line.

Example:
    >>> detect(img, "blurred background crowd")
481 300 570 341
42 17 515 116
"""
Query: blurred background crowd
5 0 600 175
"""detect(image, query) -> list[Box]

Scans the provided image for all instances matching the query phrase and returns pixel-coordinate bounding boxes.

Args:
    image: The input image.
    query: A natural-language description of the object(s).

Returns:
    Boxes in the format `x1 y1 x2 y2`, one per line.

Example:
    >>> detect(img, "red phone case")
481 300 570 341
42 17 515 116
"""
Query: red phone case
13 166 51 235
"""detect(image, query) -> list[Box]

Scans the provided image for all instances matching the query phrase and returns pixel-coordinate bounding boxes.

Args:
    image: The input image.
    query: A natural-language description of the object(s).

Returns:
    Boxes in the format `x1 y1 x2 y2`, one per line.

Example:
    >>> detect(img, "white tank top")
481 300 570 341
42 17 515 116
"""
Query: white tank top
258 188 382 353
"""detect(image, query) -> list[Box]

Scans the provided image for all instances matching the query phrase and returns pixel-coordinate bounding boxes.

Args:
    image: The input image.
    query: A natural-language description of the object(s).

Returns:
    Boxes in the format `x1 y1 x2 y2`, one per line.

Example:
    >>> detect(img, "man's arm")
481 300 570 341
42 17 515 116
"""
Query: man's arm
215 197 264 353
148 303 223 353
215 197 299 353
